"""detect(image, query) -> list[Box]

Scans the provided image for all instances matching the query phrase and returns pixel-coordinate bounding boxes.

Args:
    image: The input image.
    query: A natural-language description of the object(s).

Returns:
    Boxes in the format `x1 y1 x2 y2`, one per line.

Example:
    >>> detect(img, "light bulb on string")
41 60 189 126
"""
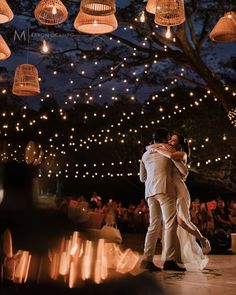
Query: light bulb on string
52 5 57 15
165 26 171 39
139 11 145 23
41 40 49 53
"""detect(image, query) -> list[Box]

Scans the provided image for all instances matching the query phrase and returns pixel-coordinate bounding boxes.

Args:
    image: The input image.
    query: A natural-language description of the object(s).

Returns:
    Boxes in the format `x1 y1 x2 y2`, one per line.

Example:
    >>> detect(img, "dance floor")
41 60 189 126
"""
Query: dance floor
152 254 236 295
1 255 235 295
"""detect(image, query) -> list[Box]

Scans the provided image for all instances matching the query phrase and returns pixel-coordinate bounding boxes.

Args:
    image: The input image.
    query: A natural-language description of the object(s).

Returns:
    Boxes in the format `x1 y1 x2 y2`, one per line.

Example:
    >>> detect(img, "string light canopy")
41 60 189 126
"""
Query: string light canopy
154 0 185 26
146 0 157 14
74 10 118 35
80 0 116 16
12 64 40 96
209 11 236 42
0 0 14 24
0 35 11 60
34 0 68 25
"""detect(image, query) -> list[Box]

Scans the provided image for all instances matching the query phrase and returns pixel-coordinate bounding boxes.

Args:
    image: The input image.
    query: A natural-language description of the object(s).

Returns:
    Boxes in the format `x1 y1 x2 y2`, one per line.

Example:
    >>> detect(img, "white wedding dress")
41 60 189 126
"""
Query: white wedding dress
173 160 208 271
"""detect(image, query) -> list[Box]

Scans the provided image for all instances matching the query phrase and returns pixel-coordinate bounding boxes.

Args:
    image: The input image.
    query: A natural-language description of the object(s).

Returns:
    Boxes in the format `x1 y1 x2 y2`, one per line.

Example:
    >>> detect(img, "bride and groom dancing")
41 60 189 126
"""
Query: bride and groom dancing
139 128 211 272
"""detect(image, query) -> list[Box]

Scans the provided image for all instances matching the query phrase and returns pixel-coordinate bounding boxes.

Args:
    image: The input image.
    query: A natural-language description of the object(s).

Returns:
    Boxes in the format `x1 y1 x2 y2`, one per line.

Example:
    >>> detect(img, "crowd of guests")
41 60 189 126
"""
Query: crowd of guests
56 192 236 253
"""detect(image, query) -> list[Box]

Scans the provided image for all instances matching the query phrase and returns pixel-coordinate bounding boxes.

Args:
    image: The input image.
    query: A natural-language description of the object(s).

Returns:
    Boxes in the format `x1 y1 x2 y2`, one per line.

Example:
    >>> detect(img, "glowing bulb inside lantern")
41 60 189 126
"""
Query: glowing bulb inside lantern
52 5 57 15
42 40 49 53
93 20 98 26
140 11 145 23
0 189 4 205
165 26 171 39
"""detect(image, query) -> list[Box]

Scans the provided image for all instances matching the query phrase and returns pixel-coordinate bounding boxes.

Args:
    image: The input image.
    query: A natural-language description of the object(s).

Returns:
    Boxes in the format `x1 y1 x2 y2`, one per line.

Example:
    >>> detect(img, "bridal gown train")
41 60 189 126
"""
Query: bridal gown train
173 161 208 271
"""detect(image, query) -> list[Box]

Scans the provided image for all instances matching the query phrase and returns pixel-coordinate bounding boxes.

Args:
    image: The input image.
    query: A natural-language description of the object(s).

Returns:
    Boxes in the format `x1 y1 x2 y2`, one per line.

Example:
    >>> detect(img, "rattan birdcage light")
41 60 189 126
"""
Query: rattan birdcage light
0 35 11 60
12 64 40 96
0 0 14 24
154 0 185 26
146 0 157 15
34 0 68 25
209 11 236 42
80 0 116 16
74 10 117 34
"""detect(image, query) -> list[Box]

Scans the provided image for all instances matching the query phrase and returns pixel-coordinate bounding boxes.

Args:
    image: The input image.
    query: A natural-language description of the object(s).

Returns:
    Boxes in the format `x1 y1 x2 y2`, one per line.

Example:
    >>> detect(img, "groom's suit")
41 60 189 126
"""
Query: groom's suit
140 149 177 262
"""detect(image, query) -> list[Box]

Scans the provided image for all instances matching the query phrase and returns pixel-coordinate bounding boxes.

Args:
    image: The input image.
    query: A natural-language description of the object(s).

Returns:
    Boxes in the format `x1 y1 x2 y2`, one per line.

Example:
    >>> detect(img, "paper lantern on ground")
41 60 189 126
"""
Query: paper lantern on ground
74 10 117 34
0 0 14 24
209 12 236 42
80 0 116 16
146 0 157 14
0 35 11 60
12 64 40 96
2 229 32 283
34 0 68 25
154 0 185 26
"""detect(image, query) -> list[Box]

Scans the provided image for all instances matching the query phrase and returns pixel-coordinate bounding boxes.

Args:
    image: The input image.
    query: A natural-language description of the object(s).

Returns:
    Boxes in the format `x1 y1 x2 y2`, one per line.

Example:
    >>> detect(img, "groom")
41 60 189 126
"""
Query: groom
139 128 185 271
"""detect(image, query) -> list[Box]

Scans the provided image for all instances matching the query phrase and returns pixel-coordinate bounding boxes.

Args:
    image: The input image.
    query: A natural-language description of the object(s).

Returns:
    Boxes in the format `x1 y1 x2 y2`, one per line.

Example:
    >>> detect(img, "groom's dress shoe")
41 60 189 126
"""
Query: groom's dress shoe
163 260 186 271
140 260 162 272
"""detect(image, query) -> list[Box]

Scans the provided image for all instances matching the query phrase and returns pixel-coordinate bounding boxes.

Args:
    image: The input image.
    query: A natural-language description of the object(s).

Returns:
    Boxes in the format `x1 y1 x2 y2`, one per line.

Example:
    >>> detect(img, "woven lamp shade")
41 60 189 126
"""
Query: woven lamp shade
12 64 40 96
154 0 185 26
80 0 116 16
0 35 11 60
0 0 14 24
209 12 236 42
34 0 68 25
146 0 157 15
74 10 118 34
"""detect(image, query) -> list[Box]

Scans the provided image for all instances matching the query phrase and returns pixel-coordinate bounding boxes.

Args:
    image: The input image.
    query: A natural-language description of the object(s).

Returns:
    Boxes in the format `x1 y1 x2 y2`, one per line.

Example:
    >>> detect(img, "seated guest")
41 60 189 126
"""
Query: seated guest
198 202 212 235
77 195 89 212
190 200 200 229
90 191 102 209
213 198 233 233
228 200 236 229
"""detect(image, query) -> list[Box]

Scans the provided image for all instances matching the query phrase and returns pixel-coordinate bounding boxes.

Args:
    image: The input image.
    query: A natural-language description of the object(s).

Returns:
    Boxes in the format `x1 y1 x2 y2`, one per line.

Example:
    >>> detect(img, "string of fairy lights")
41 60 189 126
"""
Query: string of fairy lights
0 82 234 180
0 5 235 180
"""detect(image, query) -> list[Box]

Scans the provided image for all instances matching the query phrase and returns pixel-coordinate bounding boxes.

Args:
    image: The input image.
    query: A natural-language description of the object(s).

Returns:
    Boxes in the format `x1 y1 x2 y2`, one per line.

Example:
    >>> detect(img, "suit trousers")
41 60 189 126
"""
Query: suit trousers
144 193 177 262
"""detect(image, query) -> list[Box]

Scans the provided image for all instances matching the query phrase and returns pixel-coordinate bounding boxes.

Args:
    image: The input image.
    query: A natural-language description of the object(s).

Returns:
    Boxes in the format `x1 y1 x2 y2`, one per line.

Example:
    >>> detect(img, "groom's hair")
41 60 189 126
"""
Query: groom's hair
152 128 170 143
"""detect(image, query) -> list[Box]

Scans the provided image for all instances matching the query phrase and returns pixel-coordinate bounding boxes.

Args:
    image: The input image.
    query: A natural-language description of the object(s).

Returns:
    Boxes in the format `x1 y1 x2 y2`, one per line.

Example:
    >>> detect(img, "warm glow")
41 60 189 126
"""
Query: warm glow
52 5 57 15
165 26 171 38
0 188 4 204
140 11 145 23
41 40 49 53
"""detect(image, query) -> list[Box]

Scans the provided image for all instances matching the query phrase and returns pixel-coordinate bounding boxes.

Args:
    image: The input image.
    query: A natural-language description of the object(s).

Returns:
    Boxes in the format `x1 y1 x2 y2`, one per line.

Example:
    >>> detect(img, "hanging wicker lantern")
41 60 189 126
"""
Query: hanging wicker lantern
154 0 185 26
0 35 11 60
80 0 116 16
209 12 236 42
34 0 68 25
74 10 118 34
0 0 14 24
146 0 157 15
12 64 40 96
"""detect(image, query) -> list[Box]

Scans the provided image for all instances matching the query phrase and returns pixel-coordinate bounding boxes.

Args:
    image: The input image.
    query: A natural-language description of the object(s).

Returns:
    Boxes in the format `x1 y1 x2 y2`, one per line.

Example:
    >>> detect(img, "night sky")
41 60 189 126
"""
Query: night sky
0 0 235 109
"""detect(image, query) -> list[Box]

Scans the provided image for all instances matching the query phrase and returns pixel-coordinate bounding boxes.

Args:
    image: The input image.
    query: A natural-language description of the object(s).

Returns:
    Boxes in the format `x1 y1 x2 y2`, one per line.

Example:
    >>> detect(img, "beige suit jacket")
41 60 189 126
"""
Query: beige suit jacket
140 149 174 199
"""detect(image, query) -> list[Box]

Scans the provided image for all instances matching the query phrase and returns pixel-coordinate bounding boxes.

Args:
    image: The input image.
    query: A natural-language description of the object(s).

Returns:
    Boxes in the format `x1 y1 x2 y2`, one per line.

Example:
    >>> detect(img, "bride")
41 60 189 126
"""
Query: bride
148 133 211 271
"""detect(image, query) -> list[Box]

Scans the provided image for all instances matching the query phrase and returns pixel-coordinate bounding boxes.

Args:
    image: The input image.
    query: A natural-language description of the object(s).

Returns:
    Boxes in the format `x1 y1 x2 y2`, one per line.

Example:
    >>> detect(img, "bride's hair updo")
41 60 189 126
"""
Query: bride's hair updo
173 133 191 163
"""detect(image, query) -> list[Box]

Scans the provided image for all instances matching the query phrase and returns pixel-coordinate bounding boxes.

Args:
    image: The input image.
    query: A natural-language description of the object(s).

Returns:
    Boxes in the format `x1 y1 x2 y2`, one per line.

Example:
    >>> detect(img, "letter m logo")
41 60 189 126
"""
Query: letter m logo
14 30 27 42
